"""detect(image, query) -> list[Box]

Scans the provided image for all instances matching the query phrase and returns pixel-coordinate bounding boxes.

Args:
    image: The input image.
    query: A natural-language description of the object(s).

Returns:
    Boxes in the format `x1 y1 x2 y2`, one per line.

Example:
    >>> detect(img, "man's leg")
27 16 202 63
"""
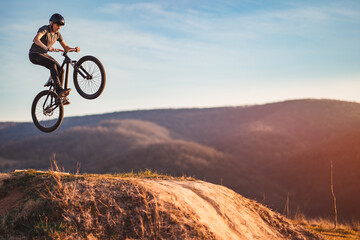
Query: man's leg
59 68 65 87
29 53 70 96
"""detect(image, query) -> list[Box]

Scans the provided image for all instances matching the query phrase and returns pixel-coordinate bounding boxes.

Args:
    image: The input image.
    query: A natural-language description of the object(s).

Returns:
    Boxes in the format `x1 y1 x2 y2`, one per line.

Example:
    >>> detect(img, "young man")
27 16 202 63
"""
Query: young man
29 13 80 104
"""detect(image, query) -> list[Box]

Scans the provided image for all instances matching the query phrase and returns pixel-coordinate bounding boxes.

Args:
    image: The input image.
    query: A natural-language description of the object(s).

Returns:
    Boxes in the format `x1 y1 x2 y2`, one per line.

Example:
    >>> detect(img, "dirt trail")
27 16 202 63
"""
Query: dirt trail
0 173 10 187
137 179 320 240
0 189 24 215
0 173 25 215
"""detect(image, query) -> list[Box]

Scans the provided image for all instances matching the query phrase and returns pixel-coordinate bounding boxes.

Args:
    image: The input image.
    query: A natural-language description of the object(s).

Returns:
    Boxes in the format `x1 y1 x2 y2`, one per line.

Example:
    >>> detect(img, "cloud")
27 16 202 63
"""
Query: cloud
39 1 360 87
99 2 177 18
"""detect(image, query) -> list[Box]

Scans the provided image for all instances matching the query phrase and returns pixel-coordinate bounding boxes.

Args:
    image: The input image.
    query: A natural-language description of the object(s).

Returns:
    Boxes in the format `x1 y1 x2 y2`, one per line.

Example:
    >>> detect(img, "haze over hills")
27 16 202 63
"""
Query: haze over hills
274 130 360 219
0 119 280 205
1 99 360 221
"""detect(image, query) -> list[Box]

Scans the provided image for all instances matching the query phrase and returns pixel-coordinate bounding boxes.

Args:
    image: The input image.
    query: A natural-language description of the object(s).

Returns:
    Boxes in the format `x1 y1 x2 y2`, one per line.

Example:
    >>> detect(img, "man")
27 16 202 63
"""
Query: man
29 13 80 104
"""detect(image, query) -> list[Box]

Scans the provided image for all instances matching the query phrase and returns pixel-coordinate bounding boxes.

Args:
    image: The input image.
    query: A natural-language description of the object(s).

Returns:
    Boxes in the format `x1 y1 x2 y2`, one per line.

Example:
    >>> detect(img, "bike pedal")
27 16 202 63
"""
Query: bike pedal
62 97 70 105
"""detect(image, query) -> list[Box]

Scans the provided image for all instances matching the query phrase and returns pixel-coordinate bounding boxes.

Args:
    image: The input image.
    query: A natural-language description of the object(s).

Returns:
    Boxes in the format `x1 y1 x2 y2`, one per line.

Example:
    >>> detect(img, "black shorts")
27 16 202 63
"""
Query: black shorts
29 53 64 87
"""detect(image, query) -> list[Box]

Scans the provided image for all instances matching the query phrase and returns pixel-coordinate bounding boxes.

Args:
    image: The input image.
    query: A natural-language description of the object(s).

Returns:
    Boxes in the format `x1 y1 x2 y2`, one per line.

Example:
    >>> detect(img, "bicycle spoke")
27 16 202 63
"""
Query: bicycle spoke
77 60 102 95
73 56 105 100
35 94 60 128
31 91 64 132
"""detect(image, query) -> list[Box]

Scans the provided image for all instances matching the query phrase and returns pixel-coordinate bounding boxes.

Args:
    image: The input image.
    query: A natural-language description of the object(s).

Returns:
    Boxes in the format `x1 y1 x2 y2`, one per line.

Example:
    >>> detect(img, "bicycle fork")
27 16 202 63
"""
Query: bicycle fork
74 62 93 80
61 58 93 90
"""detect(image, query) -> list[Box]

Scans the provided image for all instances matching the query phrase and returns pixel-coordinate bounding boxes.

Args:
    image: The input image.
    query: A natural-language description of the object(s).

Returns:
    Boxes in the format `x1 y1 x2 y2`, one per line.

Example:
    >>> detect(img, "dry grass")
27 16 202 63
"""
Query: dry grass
0 161 211 239
84 169 196 181
293 213 360 240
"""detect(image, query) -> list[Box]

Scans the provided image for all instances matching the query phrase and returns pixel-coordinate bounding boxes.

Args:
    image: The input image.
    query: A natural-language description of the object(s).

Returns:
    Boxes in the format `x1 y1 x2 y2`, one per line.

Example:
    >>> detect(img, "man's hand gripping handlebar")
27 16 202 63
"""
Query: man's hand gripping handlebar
48 47 80 53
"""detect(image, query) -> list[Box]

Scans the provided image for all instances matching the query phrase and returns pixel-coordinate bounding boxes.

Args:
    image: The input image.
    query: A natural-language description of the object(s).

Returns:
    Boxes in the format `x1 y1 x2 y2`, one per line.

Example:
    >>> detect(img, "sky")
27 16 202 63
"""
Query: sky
0 0 359 122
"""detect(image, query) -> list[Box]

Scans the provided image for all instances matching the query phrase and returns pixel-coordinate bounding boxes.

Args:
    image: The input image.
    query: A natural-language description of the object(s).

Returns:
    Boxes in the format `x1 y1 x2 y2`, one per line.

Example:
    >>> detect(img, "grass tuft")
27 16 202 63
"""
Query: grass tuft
0 166 209 239
293 215 360 240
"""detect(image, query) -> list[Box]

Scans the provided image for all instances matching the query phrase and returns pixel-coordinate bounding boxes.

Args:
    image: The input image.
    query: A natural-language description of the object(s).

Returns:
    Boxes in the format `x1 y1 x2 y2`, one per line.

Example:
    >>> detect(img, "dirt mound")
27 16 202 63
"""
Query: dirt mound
0 173 10 186
138 179 320 240
0 173 24 216
0 171 322 239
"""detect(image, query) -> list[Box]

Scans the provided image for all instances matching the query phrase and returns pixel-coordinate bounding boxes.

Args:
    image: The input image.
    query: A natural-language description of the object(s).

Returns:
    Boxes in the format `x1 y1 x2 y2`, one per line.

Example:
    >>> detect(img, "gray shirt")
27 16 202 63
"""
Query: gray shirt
29 25 64 54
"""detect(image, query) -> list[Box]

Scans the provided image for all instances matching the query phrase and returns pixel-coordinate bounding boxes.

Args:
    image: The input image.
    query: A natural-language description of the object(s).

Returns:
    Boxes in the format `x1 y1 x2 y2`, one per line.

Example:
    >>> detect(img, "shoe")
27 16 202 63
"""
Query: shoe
44 77 53 87
56 88 71 97
62 97 70 105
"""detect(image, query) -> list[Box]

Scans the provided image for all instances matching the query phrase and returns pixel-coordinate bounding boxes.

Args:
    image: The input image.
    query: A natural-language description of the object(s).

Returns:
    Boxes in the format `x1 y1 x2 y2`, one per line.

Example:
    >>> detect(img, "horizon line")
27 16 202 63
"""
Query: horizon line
1 97 358 123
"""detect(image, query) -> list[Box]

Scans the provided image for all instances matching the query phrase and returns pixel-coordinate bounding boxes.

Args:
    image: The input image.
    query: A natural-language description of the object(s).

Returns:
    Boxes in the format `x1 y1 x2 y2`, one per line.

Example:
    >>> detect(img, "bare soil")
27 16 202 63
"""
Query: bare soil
137 179 322 240
0 173 10 187
0 173 25 215
0 171 323 239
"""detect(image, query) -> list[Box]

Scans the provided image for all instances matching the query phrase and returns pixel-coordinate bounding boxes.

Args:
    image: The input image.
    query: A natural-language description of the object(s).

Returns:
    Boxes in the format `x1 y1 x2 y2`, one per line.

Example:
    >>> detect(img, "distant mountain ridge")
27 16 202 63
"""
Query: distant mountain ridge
1 98 360 221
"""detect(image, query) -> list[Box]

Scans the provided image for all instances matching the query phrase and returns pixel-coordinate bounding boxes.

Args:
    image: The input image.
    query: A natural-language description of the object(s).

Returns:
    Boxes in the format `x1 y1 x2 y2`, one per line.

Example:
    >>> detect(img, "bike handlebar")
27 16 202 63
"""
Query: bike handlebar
52 48 79 53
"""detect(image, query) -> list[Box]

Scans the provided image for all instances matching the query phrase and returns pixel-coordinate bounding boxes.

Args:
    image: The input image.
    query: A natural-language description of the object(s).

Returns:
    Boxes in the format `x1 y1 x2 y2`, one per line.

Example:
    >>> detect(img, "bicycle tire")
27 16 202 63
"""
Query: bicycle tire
31 90 64 133
73 55 106 99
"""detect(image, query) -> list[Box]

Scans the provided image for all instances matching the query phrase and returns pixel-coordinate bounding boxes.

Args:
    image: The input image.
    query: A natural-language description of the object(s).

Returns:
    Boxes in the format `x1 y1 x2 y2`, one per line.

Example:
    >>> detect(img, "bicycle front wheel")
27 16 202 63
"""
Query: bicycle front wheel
31 90 64 133
73 55 106 99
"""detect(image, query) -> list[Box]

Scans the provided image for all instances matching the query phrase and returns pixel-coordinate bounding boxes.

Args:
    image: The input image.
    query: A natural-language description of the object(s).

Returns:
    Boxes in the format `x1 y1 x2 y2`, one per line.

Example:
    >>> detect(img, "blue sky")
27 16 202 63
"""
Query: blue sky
0 0 359 122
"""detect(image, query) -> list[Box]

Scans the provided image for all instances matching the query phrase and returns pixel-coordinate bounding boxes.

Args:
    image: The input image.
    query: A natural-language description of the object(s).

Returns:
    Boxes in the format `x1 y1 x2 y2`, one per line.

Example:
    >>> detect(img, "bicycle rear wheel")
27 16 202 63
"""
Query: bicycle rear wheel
31 90 64 133
73 55 106 99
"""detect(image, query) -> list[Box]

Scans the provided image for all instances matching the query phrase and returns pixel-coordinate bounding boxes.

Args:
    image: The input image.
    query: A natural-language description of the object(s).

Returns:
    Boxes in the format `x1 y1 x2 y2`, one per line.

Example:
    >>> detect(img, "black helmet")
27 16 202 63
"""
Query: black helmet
49 13 65 26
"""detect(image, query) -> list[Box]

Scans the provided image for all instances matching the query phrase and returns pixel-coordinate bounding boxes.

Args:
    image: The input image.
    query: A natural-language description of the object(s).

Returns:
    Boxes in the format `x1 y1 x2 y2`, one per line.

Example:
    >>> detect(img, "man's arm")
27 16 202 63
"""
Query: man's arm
33 32 49 51
60 41 80 52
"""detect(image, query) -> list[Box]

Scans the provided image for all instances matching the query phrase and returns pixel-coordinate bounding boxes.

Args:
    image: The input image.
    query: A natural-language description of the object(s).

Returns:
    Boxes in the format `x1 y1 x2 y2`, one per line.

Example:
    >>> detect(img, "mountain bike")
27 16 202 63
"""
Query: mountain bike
31 49 106 133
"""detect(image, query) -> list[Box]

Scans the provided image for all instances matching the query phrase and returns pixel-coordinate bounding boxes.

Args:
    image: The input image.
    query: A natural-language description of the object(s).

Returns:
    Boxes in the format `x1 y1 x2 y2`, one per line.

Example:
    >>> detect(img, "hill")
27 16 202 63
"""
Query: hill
272 130 360 220
0 170 322 239
0 118 283 206
1 99 360 221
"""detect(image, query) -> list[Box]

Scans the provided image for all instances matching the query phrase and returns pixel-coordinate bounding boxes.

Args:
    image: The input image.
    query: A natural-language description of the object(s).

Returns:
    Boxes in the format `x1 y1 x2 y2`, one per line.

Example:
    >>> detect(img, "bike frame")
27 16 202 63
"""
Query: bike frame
56 50 91 90
61 52 74 90
43 50 91 109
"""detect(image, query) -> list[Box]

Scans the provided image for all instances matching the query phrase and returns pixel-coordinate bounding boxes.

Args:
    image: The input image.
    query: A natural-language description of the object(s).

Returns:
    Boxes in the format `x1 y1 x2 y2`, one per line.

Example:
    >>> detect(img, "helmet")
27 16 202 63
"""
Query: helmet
49 13 65 26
